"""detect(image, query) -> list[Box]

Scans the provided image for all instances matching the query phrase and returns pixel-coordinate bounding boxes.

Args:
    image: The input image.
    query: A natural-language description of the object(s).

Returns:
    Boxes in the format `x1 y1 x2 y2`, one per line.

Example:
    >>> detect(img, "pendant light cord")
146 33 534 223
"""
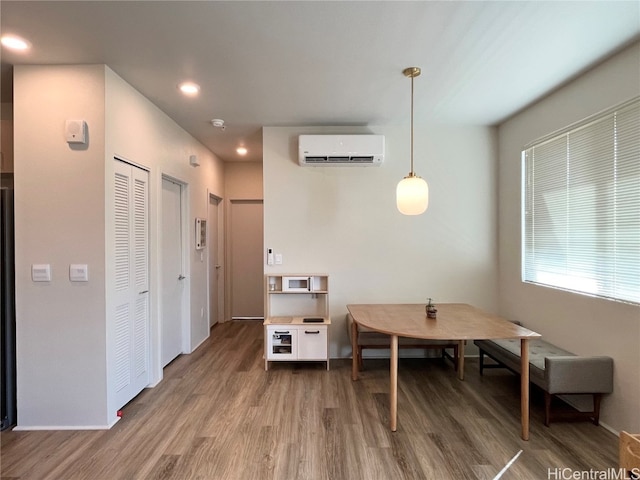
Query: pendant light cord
402 66 421 178
410 73 414 176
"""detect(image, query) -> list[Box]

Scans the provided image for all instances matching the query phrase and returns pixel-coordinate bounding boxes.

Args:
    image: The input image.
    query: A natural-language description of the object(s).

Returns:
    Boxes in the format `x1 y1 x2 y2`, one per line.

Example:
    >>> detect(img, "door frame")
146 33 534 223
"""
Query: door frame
207 191 223 326
161 174 190 358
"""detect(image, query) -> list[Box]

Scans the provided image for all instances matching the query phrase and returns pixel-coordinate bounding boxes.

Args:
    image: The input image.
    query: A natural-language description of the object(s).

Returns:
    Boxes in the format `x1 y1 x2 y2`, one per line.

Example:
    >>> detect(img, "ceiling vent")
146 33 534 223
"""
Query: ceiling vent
298 135 384 166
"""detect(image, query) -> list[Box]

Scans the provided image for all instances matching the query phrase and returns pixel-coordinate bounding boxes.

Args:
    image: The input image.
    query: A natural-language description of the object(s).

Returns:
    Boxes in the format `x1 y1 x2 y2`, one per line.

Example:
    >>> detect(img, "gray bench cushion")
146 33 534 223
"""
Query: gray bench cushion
475 338 549 389
487 338 573 371
474 338 613 395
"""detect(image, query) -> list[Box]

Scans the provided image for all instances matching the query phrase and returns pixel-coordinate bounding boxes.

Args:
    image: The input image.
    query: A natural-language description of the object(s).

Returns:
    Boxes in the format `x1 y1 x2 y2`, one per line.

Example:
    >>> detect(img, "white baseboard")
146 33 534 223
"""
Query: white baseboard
147 378 162 388
190 335 208 353
13 416 120 431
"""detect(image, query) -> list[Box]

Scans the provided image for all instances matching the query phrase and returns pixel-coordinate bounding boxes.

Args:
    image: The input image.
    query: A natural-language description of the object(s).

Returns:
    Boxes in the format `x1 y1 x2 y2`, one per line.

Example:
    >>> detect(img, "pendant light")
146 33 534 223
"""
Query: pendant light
396 67 429 215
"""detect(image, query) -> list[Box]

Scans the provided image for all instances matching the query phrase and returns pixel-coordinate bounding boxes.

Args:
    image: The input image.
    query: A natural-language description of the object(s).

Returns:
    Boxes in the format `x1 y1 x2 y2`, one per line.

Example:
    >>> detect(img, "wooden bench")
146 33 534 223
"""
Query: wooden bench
474 337 613 426
347 313 459 371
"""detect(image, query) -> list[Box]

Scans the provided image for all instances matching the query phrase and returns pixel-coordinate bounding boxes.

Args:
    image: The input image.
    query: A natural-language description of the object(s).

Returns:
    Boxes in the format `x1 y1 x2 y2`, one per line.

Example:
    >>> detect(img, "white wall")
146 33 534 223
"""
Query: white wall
263 125 498 358
224 161 264 321
14 65 225 428
14 65 109 428
497 42 640 433
225 161 263 200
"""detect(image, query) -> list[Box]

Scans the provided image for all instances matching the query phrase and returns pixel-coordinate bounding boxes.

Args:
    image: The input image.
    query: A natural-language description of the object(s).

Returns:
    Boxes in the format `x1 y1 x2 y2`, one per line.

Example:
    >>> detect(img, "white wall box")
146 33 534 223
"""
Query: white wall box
263 274 330 370
195 217 206 249
65 119 87 144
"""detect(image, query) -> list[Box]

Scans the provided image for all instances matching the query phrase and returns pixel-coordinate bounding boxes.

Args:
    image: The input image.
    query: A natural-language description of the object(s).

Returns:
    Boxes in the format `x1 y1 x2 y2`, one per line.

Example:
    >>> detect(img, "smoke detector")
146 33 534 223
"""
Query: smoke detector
211 119 225 130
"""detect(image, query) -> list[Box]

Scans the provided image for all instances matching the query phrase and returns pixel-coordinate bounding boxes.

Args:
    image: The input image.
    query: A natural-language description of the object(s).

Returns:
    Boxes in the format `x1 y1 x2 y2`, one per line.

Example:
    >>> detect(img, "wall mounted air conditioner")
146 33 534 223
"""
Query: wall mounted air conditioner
298 134 384 166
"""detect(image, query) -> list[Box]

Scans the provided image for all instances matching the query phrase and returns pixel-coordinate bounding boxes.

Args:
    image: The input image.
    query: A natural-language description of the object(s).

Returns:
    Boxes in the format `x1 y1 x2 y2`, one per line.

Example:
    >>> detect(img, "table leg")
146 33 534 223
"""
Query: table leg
458 340 465 380
390 334 398 432
521 338 530 441
351 318 359 381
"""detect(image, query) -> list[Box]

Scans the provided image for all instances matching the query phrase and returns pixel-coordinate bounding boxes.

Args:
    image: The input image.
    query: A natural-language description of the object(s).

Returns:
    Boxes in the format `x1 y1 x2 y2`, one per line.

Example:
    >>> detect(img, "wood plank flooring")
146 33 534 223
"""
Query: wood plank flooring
1 320 619 479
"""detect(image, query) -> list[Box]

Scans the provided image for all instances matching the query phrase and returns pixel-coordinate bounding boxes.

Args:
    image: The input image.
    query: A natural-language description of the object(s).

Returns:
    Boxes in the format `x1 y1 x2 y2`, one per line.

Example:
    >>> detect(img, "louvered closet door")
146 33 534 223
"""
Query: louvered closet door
112 159 150 410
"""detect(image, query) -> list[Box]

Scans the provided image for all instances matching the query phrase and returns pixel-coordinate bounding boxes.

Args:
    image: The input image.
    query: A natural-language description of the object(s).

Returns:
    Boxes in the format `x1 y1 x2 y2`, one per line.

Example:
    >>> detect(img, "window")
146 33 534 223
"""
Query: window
522 97 640 304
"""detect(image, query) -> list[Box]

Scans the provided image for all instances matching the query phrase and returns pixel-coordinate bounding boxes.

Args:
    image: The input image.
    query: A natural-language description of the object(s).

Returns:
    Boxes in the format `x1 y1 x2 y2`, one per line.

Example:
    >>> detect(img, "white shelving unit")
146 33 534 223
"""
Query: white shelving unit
263 274 330 370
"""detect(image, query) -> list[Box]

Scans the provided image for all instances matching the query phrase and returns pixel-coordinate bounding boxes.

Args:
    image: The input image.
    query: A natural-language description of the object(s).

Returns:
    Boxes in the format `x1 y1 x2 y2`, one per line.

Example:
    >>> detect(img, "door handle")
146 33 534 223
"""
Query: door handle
178 275 185 280
215 265 221 269
139 290 149 294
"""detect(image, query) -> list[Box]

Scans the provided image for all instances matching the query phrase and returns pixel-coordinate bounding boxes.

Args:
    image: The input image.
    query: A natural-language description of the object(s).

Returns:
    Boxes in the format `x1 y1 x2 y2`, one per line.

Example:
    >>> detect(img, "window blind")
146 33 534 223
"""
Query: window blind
522 97 640 304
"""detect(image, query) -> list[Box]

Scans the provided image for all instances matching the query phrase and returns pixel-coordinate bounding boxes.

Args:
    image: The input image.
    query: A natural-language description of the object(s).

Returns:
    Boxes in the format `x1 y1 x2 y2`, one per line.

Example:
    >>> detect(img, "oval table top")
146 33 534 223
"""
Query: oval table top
347 303 541 341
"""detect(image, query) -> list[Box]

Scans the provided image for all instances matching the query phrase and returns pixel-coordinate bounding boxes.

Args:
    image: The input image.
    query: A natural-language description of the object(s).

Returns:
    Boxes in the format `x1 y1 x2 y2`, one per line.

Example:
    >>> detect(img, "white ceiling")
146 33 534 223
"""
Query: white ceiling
1 1 638 163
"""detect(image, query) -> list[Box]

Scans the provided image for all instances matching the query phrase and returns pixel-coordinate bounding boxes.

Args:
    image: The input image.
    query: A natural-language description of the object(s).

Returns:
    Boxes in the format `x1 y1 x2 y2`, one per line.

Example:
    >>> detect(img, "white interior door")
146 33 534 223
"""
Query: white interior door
112 159 150 410
230 200 264 319
161 177 184 367
208 195 220 328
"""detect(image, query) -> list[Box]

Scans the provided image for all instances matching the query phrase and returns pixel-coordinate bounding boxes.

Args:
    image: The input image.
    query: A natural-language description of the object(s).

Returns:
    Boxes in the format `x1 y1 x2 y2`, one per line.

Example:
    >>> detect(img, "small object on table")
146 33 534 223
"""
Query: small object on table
426 298 437 319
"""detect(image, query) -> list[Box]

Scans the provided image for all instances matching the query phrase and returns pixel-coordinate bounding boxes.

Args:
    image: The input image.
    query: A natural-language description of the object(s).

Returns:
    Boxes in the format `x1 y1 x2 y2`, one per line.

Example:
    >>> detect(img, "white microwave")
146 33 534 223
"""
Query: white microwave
282 276 312 292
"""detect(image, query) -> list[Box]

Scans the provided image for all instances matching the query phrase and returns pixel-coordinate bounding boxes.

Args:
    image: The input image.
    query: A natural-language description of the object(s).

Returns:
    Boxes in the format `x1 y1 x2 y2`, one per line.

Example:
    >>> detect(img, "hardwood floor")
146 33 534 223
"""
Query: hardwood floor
1 320 619 479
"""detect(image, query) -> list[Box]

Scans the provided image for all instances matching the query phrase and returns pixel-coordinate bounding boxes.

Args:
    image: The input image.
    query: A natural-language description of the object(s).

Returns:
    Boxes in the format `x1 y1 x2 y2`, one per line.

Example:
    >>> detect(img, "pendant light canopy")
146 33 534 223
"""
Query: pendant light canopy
396 67 429 215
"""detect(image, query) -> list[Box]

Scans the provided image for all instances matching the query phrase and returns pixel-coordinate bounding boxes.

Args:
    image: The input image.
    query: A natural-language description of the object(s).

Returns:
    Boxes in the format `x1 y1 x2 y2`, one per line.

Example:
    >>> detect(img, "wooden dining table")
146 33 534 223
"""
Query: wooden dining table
347 303 541 440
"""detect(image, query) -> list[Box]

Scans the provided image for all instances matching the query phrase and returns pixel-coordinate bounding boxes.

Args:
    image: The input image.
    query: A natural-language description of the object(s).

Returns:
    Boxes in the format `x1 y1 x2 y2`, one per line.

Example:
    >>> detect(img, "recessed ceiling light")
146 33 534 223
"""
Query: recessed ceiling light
1 34 31 51
178 82 200 96
236 147 248 156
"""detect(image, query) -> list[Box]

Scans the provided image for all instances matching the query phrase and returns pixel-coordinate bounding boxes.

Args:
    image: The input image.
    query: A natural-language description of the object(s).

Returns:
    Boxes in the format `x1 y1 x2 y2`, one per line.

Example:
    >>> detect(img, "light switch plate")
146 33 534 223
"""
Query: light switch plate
275 253 283 265
69 264 89 282
32 264 51 282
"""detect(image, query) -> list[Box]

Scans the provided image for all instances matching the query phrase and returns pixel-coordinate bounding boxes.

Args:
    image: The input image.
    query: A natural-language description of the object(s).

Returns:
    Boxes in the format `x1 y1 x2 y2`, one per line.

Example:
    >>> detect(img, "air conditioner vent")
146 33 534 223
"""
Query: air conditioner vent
350 156 374 163
305 156 328 163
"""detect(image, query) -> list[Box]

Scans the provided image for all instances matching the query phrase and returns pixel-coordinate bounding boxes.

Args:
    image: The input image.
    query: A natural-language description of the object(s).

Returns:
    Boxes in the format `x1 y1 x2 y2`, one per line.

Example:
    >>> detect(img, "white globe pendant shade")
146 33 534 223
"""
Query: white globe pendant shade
396 175 429 215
